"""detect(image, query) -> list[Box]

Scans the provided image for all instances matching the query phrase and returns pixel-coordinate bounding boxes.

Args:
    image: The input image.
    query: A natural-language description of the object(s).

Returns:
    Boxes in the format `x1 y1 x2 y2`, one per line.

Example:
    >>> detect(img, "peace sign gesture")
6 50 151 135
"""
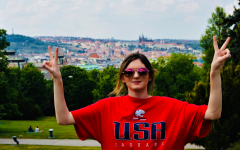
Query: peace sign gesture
211 36 231 73
42 46 62 81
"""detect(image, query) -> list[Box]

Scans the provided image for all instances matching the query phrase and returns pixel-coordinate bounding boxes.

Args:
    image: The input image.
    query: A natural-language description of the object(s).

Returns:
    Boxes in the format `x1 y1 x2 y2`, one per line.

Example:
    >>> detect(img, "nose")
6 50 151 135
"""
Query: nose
133 70 139 78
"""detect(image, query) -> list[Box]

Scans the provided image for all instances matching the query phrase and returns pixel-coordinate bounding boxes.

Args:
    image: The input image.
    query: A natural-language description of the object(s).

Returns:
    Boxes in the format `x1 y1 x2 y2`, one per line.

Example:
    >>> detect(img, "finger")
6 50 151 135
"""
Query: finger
54 47 59 62
42 60 48 66
48 46 53 60
220 37 230 51
225 48 230 54
220 48 230 56
219 60 226 69
43 64 53 73
213 36 219 51
218 53 231 62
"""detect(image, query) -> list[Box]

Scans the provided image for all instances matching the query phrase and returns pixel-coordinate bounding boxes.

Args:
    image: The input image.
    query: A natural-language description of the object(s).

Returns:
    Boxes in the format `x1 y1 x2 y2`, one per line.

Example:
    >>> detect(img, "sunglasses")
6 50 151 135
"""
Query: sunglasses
122 67 149 78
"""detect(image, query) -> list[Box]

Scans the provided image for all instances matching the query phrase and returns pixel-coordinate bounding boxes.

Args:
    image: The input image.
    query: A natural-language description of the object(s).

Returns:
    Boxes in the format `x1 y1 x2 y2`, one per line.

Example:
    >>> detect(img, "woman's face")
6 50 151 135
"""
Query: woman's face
122 59 151 93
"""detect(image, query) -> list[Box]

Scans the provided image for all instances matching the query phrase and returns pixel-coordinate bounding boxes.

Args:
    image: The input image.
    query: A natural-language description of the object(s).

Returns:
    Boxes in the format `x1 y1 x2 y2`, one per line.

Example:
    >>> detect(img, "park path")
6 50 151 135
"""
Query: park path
0 138 204 149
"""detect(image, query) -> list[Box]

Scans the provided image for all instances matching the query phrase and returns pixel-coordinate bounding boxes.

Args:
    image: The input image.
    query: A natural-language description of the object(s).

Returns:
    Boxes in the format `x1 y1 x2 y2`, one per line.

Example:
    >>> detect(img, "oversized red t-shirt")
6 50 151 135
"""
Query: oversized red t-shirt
71 95 212 150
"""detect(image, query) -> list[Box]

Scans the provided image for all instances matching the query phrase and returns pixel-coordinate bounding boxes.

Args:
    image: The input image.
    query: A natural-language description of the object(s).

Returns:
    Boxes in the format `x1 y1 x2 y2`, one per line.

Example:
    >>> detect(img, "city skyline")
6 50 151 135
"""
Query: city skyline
0 0 238 40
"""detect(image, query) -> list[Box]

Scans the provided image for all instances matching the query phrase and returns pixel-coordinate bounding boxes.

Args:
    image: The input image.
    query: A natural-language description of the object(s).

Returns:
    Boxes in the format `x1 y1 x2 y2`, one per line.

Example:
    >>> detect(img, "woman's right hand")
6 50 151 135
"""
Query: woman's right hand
42 46 62 81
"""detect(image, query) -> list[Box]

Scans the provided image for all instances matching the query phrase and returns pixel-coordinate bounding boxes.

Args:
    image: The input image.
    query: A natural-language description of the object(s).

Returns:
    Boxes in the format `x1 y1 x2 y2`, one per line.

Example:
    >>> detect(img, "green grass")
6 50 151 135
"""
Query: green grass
0 116 78 139
0 145 101 150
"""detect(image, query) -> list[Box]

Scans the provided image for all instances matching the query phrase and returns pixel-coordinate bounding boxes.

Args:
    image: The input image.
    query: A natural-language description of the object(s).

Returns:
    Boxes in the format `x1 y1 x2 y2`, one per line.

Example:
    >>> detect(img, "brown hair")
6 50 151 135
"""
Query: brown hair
110 52 155 96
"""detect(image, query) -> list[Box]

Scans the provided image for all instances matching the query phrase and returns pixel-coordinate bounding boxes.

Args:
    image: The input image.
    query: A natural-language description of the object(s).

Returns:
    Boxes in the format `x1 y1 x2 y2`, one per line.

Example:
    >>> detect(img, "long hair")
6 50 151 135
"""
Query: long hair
110 52 155 96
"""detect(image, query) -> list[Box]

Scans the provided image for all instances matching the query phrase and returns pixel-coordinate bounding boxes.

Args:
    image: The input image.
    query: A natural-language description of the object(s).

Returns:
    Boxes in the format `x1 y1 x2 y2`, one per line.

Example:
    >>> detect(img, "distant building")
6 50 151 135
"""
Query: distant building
5 50 27 69
139 35 154 43
88 53 100 62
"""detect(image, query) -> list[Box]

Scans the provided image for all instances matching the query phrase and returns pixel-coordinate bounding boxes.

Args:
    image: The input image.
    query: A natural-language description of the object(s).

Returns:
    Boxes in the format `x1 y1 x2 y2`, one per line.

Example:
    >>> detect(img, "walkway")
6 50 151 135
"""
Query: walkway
0 139 204 149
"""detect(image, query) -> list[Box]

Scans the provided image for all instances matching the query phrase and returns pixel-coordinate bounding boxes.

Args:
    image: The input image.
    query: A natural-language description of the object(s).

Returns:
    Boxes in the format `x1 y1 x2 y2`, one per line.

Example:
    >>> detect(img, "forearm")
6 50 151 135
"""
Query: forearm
54 78 73 125
207 71 222 119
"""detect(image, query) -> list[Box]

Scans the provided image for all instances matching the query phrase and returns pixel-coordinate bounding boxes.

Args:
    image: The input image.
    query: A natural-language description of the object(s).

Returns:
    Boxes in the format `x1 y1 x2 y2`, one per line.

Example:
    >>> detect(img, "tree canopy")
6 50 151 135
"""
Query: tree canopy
152 53 201 101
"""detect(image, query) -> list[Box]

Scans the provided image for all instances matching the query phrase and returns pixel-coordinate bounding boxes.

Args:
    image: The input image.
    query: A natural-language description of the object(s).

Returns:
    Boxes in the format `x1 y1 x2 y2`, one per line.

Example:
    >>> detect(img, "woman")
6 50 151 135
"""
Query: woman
43 36 231 149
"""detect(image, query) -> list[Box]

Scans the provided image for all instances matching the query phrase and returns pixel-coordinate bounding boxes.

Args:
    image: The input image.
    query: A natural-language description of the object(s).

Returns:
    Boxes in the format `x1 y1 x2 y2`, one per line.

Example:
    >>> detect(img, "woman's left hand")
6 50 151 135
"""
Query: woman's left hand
211 36 231 73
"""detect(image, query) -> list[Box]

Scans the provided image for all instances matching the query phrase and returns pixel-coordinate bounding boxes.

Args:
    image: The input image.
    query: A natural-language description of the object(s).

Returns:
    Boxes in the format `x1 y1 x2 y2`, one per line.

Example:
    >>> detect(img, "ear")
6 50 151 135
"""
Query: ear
148 76 152 82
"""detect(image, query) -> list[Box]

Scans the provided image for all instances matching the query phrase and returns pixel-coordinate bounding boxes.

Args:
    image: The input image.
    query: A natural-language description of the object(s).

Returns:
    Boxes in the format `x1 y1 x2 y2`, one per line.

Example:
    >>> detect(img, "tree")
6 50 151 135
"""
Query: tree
92 66 118 102
0 29 21 119
200 7 228 77
19 63 48 117
221 0 240 65
152 53 201 101
0 29 10 73
61 65 96 111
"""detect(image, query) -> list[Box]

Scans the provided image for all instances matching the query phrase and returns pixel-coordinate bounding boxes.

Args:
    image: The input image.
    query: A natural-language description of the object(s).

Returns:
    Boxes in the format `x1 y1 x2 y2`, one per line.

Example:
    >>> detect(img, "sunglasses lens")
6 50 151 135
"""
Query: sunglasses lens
137 68 148 76
124 68 134 77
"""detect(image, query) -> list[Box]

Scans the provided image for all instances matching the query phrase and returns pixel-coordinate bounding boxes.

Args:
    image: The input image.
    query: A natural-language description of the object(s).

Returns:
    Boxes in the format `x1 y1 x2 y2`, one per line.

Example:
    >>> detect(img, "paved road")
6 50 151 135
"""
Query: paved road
0 138 204 149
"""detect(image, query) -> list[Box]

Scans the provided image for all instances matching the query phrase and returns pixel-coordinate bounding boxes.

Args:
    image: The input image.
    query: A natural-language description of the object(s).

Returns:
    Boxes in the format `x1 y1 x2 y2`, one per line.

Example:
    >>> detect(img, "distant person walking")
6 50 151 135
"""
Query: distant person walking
43 36 231 149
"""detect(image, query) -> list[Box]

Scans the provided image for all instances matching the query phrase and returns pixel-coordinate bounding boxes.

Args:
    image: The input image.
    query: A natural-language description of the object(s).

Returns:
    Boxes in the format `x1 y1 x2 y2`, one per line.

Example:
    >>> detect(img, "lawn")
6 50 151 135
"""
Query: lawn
0 116 78 139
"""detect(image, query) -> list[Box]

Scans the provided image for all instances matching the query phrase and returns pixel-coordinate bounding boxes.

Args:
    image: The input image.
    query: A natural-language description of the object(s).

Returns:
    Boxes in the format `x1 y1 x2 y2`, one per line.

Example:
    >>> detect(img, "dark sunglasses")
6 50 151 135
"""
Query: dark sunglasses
122 67 149 78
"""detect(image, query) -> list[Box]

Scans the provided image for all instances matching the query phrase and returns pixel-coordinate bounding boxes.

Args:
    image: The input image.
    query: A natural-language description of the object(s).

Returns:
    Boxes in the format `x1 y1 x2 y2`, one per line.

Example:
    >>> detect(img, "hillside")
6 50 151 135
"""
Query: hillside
5 34 63 54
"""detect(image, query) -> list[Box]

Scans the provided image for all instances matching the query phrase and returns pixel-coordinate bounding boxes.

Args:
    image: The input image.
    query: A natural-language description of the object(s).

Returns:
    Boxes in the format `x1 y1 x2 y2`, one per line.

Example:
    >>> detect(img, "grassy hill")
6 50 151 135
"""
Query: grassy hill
5 34 65 54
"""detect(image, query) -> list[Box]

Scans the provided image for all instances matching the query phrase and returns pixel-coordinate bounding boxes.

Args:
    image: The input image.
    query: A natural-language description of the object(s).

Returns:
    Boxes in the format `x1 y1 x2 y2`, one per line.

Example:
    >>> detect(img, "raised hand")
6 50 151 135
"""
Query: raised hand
42 46 62 81
211 36 231 73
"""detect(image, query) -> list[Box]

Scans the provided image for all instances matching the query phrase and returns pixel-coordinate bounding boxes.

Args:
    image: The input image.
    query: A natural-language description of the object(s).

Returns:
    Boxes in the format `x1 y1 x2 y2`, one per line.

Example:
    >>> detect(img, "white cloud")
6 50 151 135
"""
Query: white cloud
175 1 199 12
122 0 136 4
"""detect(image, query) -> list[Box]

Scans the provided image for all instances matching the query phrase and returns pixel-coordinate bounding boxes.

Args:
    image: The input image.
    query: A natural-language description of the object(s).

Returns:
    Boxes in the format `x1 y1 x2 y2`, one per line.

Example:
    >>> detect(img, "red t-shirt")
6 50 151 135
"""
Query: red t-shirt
71 95 212 150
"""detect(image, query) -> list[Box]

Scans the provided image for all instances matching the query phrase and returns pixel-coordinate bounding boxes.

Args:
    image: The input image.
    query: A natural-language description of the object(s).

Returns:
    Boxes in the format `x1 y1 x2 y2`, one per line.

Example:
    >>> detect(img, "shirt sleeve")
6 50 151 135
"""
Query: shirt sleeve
71 99 104 142
183 103 212 143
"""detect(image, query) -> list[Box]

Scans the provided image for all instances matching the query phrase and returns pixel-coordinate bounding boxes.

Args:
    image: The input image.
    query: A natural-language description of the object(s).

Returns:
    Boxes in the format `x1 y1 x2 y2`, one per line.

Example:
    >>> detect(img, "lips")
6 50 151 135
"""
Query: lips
132 81 141 84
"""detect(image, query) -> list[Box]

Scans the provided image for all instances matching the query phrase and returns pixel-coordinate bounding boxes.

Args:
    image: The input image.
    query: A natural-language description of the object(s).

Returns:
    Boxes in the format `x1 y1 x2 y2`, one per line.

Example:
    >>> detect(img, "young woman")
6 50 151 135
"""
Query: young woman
43 36 231 150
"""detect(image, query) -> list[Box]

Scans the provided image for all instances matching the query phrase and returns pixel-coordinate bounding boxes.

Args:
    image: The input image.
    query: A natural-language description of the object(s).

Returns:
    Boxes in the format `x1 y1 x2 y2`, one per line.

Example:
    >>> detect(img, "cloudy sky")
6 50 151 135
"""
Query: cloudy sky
0 0 238 40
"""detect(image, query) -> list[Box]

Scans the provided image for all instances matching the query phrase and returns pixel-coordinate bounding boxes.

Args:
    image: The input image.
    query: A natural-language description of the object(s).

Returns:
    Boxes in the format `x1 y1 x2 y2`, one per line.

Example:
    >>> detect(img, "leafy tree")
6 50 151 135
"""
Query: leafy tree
19 63 47 115
92 66 118 102
152 53 201 101
61 65 96 111
41 79 54 116
0 29 10 73
200 7 229 76
186 62 240 149
88 69 101 83
0 29 21 119
221 0 240 65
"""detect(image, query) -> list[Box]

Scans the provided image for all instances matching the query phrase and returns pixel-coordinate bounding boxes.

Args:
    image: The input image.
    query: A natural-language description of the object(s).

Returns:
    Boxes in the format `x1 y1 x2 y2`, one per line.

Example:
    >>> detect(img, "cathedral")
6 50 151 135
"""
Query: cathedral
139 35 154 43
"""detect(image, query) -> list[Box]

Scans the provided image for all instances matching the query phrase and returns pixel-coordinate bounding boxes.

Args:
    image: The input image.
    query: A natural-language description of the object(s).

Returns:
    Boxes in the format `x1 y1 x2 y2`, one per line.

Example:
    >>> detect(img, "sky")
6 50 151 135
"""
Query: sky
0 0 238 40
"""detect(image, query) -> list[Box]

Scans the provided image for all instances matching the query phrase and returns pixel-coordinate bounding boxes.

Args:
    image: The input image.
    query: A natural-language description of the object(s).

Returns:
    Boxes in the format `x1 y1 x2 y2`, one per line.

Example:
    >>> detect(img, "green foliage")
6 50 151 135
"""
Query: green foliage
88 69 101 83
200 6 229 75
221 0 240 65
15 91 42 120
0 29 21 119
19 63 47 108
42 79 55 116
152 53 201 101
61 65 96 111
0 29 10 73
128 44 136 51
186 62 240 149
92 66 118 103
229 139 240 150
